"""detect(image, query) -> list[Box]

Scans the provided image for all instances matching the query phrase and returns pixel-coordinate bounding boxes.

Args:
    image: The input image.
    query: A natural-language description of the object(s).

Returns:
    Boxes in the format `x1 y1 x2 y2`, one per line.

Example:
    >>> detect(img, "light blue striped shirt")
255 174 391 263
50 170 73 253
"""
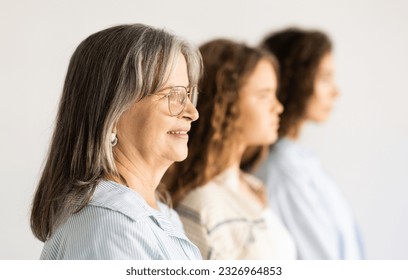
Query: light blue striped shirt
40 180 202 260
255 138 365 260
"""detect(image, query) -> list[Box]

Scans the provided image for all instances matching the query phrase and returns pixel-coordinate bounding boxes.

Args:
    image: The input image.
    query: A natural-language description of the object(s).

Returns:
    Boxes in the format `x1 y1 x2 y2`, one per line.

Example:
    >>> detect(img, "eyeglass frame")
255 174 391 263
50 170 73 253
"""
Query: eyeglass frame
147 85 199 116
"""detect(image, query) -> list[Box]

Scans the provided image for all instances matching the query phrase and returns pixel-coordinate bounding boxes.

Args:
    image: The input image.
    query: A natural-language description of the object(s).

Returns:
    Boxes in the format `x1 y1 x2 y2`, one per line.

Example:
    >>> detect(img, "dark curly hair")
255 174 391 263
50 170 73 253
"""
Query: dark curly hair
162 39 278 206
261 27 332 137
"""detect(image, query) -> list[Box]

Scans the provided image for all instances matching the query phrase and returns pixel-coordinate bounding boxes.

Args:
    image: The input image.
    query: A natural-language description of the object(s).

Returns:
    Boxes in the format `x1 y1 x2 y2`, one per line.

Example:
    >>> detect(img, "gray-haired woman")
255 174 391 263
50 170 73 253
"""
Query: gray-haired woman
30 24 202 260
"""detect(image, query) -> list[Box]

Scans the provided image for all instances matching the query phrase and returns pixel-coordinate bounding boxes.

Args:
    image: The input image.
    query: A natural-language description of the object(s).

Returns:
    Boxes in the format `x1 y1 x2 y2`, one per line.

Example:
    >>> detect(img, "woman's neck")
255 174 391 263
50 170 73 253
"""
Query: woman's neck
226 144 267 207
286 120 305 140
111 148 170 210
227 142 247 173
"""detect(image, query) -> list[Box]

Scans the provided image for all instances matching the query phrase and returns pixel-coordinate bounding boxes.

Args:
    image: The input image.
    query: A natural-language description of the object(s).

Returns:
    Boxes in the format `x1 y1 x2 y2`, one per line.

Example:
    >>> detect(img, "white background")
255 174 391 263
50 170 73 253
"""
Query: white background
1 0 407 259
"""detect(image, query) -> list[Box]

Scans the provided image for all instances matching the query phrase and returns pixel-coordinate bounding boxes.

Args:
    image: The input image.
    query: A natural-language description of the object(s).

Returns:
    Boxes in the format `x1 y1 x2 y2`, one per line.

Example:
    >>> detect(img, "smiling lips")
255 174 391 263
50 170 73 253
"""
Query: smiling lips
167 130 189 138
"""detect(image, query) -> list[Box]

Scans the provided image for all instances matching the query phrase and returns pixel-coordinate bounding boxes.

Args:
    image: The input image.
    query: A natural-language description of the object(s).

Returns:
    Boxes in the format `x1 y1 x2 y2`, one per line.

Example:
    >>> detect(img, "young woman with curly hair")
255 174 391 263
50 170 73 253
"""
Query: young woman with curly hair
255 28 365 260
162 39 296 260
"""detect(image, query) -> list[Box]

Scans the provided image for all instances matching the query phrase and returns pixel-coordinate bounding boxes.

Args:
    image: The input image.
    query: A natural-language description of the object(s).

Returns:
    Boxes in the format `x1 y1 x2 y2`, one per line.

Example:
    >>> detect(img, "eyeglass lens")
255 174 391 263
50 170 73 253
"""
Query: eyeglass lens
168 86 199 116
168 87 186 116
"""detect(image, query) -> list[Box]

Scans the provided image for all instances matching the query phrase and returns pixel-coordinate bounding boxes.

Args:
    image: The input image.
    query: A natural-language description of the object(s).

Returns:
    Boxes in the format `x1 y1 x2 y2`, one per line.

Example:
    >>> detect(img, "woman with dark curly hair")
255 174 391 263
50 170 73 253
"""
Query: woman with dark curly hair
255 28 365 259
162 39 296 259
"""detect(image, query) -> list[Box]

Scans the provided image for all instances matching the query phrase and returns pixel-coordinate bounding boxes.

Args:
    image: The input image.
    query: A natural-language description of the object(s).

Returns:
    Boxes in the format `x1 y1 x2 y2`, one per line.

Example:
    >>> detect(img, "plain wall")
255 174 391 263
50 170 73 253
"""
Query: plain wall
1 0 407 259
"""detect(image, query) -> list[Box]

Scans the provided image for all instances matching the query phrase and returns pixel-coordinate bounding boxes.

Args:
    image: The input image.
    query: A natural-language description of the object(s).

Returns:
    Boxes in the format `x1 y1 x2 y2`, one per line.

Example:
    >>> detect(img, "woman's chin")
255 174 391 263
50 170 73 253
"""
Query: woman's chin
264 134 279 145
173 151 188 162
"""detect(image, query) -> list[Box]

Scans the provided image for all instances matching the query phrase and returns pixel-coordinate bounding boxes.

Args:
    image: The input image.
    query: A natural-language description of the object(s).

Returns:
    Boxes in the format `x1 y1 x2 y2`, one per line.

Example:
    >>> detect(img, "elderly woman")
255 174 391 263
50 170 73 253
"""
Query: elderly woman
255 28 364 259
30 24 202 259
163 39 296 260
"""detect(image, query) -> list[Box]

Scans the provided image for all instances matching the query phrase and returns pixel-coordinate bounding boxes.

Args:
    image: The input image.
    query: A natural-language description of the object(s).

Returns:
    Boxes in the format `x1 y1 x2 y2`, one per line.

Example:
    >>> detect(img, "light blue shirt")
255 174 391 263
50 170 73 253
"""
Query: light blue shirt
40 180 202 260
255 138 364 260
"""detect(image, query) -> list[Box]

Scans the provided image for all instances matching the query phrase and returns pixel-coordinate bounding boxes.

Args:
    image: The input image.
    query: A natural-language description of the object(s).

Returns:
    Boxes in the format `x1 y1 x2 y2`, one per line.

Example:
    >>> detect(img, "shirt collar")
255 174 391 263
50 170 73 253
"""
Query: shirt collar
213 167 241 192
89 180 186 239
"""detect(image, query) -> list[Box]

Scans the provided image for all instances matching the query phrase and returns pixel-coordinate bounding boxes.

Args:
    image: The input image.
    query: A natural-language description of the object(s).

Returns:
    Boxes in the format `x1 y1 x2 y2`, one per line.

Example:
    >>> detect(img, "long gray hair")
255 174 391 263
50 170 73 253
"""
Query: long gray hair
31 24 202 242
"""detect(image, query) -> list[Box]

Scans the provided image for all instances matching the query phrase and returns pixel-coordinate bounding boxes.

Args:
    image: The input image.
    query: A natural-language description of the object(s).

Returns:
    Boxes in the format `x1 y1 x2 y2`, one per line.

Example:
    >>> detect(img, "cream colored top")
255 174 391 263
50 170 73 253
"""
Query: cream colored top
176 168 296 260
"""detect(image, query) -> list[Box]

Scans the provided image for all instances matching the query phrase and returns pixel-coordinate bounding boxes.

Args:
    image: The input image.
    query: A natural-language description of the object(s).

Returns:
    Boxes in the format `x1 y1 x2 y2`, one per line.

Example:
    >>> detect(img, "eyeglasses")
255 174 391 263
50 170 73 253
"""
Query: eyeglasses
149 86 199 116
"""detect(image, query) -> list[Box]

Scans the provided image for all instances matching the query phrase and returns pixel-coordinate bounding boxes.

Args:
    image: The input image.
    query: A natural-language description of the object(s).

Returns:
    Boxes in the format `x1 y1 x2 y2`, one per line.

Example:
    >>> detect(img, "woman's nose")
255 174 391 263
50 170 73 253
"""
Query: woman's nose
181 99 199 121
272 98 284 114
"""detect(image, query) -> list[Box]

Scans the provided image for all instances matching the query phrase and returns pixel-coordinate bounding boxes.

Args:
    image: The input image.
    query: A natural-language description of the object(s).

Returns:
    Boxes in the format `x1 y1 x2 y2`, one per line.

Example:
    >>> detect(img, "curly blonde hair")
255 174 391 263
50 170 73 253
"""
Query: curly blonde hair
162 39 278 206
